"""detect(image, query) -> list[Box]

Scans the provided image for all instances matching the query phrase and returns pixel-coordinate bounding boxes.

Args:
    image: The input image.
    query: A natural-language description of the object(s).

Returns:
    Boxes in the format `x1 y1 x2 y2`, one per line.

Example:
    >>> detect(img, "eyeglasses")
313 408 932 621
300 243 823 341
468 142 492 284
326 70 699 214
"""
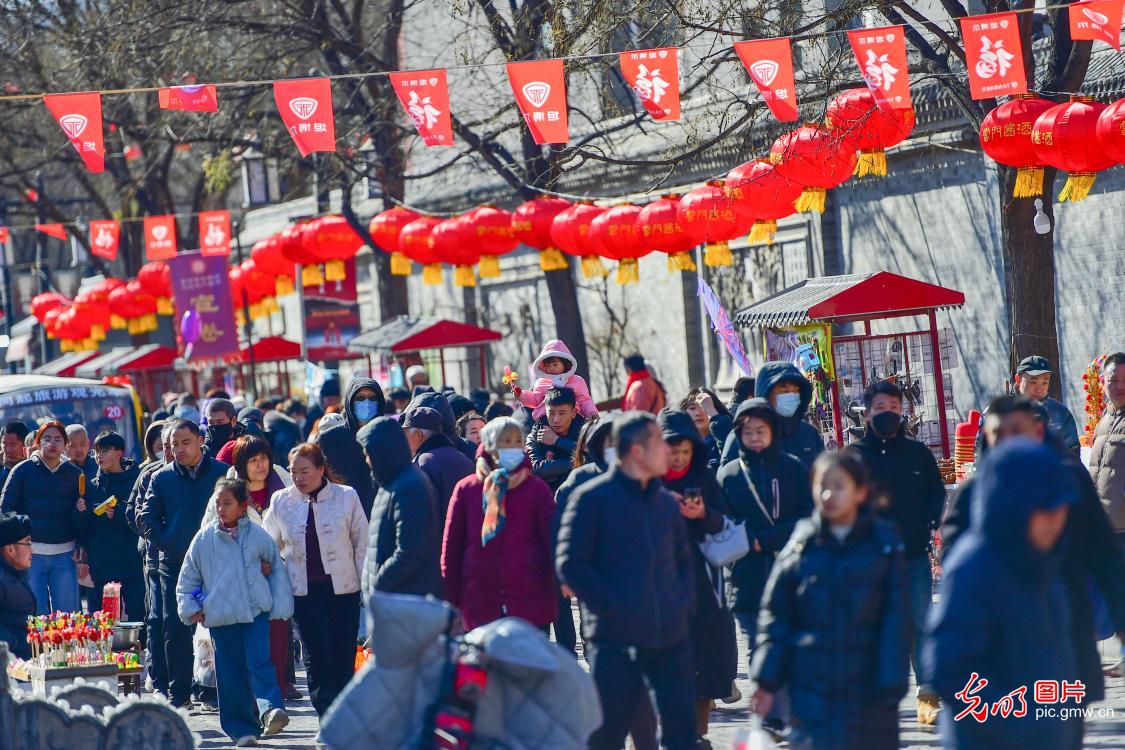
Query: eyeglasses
353 396 377 402
11 541 32 548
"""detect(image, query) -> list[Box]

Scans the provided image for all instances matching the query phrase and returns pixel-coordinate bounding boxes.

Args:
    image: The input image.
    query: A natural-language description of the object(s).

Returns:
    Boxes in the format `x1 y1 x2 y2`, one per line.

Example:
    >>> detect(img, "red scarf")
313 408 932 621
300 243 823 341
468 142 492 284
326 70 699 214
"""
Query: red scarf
664 463 691 482
625 368 651 394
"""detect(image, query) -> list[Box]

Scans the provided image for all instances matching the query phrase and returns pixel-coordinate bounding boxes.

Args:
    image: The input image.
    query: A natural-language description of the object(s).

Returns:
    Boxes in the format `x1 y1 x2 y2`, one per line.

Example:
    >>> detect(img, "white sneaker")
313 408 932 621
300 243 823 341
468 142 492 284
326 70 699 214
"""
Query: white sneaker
262 707 290 737
235 737 258 747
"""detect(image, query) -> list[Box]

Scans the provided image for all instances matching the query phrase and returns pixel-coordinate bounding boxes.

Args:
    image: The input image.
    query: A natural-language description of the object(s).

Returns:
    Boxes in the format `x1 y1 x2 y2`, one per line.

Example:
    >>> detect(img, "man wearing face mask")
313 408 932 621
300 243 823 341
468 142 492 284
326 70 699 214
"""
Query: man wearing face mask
313 377 384 517
739 362 824 469
402 404 473 519
852 379 945 727
202 399 241 459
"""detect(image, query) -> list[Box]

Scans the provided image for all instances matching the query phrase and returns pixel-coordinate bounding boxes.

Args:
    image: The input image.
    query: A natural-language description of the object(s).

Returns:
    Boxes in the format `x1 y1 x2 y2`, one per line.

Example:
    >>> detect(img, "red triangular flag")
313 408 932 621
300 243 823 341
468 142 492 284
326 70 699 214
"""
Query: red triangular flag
734 39 799 122
960 12 1028 100
506 60 570 144
35 223 68 241
158 85 219 112
43 92 105 173
199 210 231 256
389 70 454 147
273 78 336 156
144 215 178 260
0 227 9 244
1070 0 1123 51
618 48 681 121
89 220 121 261
848 26 913 110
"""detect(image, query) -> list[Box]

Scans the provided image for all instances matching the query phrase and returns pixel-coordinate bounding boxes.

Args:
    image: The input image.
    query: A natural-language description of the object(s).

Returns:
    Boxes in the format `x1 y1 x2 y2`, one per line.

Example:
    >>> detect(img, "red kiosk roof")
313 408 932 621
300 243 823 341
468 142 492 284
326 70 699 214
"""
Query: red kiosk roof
240 336 301 364
117 345 178 373
348 316 502 353
734 271 965 328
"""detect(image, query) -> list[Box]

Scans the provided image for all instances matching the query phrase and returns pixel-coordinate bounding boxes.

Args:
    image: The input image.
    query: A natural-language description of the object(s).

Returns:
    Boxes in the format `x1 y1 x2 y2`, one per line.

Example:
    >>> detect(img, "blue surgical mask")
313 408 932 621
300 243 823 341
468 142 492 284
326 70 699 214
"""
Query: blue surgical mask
774 392 801 418
354 399 380 423
497 448 525 471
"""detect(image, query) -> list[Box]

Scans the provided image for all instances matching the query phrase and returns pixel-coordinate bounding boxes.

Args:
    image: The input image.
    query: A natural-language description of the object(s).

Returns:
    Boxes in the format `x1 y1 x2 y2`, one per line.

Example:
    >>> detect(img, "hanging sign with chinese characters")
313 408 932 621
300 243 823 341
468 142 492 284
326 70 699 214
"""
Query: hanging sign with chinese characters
505 59 570 144
1069 0 1124 51
198 210 231 256
618 48 681 120
168 252 239 363
733 38 799 122
960 12 1027 100
43 92 105 173
389 69 454 146
88 220 121 261
273 78 337 156
847 26 912 110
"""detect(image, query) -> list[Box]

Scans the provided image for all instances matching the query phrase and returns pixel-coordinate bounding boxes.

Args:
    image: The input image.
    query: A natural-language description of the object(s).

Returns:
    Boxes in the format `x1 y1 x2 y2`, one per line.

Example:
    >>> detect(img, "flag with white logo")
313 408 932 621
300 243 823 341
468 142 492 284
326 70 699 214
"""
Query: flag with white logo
389 69 454 147
618 48 681 120
89 220 120 261
848 26 912 110
199 210 231 256
505 59 569 144
159 85 219 112
145 215 178 261
734 38 798 122
1070 0 1123 51
43 92 105 173
960 12 1027 100
273 78 336 156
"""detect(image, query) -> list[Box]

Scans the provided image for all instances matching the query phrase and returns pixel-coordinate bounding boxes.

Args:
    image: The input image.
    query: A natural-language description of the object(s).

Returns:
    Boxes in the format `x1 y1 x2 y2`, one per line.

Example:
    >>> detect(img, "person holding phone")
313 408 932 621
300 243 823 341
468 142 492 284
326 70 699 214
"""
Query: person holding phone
658 408 738 747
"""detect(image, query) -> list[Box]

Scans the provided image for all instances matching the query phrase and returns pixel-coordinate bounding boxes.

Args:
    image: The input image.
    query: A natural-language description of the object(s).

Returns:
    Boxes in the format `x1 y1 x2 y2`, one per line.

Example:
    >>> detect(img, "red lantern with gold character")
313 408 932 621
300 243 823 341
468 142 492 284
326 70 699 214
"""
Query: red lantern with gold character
463 205 519 279
1032 96 1115 202
72 290 111 343
589 203 649 285
124 280 158 335
979 94 1054 197
307 215 363 283
279 220 323 287
431 216 478 288
1095 97 1125 165
399 215 444 285
241 259 279 319
677 181 748 267
770 124 857 213
725 159 802 245
550 202 608 279
136 261 174 316
635 195 697 272
368 207 418 277
250 235 297 297
825 88 915 177
511 197 571 272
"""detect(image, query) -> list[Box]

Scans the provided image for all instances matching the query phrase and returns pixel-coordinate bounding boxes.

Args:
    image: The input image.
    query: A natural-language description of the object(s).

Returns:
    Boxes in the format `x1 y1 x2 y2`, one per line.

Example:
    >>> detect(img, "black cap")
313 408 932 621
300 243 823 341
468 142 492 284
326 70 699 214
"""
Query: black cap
1016 356 1052 377
0 512 32 547
402 406 443 432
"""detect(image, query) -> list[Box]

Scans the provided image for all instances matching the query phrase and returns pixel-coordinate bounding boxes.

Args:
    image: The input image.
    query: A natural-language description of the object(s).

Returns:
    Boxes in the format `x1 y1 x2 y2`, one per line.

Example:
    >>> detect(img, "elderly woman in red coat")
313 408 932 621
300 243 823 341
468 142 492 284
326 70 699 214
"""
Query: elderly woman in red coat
441 416 558 632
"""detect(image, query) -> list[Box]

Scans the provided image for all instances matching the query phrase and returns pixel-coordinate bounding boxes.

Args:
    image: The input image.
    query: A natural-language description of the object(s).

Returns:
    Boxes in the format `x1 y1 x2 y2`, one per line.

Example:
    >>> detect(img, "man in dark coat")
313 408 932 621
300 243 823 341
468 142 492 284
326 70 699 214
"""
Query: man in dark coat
137 419 229 708
924 440 1082 750
851 379 945 724
0 512 35 659
202 398 240 459
305 376 341 439
410 390 478 463
0 420 30 488
65 424 99 480
314 376 384 517
527 387 585 492
402 404 473 520
358 417 443 599
263 409 302 467
557 412 696 750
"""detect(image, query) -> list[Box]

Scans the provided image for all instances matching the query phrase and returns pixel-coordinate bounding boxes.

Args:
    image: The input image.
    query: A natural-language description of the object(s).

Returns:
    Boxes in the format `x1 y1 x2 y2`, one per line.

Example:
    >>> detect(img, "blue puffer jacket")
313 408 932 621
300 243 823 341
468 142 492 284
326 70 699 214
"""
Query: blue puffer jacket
76 460 143 582
751 361 825 468
0 454 82 545
176 515 293 628
138 456 230 565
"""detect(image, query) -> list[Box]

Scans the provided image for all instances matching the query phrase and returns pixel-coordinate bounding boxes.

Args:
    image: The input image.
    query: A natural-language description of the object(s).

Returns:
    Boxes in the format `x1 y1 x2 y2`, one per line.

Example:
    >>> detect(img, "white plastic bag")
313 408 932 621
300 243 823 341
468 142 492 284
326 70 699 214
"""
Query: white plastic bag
732 717 779 750
192 624 216 688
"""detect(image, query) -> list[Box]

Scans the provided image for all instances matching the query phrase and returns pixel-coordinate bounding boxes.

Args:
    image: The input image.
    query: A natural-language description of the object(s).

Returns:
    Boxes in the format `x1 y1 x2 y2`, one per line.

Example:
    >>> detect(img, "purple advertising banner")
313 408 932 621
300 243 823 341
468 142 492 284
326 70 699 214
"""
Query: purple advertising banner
168 252 240 363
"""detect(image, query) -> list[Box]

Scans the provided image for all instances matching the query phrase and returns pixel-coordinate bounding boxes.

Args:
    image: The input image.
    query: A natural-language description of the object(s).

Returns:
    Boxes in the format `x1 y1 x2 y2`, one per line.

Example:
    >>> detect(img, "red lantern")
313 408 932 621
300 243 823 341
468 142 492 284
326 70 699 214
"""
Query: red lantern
770 124 857 212
241 260 279 319
1032 96 1115 202
30 292 68 323
825 88 915 177
56 307 95 352
677 181 749 267
43 306 66 340
1096 97 1125 165
107 285 135 330
399 215 444 285
431 216 478 288
125 280 158 334
463 205 519 279
250 235 296 296
725 159 802 244
550 202 608 279
979 94 1054 197
511 197 572 271
72 290 111 342
307 215 363 283
278 220 323 287
589 204 649 284
635 195 698 272
368 206 418 277
136 261 174 316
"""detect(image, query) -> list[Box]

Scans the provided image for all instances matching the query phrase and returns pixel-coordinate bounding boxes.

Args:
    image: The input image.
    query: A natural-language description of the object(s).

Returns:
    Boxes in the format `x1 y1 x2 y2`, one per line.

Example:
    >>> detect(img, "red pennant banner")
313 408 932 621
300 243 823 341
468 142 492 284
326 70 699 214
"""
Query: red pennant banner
199 210 232 256
960 13 1027 100
273 78 336 156
389 69 454 147
618 48 681 120
43 92 105 173
1070 0 1124 51
0 227 8 244
506 59 569 144
848 26 912 110
733 38 799 122
89 220 121 260
158 85 219 112
144 215 178 260
35 224 68 241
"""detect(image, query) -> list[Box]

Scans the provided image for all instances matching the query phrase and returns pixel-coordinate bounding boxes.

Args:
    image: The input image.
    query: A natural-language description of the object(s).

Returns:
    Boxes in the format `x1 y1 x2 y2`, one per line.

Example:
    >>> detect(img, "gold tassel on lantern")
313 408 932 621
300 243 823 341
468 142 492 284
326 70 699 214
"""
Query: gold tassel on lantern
615 258 640 285
325 259 346 282
1013 167 1044 198
275 276 295 297
538 247 568 271
390 253 412 276
795 188 827 213
580 256 608 279
110 314 127 330
454 265 477 287
265 296 281 315
249 302 264 321
142 313 158 333
667 251 697 273
60 339 74 353
855 150 888 178
1058 172 1096 202
748 220 778 245
235 309 246 327
91 325 106 341
157 297 174 316
422 263 443 285
478 255 501 278
301 264 325 287
703 241 732 267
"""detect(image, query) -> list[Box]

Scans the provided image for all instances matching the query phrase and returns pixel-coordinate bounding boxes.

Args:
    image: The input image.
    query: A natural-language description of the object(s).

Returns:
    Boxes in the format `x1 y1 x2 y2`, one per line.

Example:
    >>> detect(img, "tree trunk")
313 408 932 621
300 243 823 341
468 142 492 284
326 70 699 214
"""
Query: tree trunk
542 266 590 379
998 164 1063 398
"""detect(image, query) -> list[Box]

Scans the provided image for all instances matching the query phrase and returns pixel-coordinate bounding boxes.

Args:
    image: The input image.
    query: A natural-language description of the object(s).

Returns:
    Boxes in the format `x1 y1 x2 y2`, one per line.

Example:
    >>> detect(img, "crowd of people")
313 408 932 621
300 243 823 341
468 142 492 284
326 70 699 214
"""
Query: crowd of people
0 345 1122 750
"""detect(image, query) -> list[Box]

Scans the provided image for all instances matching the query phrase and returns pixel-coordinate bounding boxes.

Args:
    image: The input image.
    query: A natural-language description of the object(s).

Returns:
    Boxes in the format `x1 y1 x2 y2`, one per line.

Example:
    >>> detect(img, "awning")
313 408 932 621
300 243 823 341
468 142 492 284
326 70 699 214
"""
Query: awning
5 334 30 364
75 347 136 379
240 336 300 364
733 271 965 328
348 316 502 354
33 351 102 377
117 345 178 373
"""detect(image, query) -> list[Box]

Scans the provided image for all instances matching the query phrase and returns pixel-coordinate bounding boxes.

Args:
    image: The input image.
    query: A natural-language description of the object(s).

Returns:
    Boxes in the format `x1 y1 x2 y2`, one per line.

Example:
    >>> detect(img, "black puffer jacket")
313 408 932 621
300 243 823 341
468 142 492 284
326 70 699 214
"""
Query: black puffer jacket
658 408 738 699
316 424 375 517
753 361 825 468
552 416 616 546
126 460 165 570
527 416 585 492
0 556 34 659
77 460 143 582
263 411 302 467
342 376 387 433
556 466 694 649
717 399 813 613
138 455 229 565
359 417 443 599
0 454 82 545
852 423 945 560
751 507 910 750
414 432 473 519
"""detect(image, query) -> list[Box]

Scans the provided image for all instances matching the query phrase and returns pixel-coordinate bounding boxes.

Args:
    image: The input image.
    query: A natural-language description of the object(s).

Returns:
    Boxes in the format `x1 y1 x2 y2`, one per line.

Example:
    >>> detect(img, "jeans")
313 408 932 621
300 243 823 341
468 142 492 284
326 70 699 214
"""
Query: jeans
292 581 360 716
905 555 934 696
28 552 78 614
586 639 696 750
210 613 284 741
145 567 169 694
159 561 194 706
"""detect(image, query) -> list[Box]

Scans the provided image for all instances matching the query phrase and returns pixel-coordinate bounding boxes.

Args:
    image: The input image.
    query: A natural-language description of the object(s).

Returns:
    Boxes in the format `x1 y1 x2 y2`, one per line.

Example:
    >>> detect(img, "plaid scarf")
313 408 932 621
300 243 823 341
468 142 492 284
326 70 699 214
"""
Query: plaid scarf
481 467 510 547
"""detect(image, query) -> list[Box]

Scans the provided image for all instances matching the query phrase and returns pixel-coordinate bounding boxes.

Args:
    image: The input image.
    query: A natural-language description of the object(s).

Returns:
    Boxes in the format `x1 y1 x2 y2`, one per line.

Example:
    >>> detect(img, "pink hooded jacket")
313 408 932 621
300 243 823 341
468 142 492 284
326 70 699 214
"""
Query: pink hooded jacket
517 339 599 421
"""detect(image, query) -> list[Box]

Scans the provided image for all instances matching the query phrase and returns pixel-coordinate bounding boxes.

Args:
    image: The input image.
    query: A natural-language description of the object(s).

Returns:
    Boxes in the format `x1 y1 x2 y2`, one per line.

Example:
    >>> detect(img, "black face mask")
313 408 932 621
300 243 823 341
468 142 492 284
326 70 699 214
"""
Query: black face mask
870 411 902 438
208 423 234 444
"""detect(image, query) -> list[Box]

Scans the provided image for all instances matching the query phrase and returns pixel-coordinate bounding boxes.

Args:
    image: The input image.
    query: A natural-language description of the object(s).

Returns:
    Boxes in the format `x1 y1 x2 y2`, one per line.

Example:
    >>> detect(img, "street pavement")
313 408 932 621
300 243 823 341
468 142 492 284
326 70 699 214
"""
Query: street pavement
185 613 1125 749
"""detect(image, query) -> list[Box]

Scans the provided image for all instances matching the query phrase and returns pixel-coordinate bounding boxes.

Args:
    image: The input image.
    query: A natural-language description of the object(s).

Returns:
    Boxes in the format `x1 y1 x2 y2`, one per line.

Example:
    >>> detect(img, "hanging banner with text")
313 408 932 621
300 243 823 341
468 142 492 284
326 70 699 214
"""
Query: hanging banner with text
618 47 681 120
273 77 337 156
506 59 570 144
960 12 1028 100
43 92 105 173
88 220 120 260
389 69 454 146
168 252 240 363
198 210 231 256
734 38 799 122
1070 0 1124 50
848 26 912 110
